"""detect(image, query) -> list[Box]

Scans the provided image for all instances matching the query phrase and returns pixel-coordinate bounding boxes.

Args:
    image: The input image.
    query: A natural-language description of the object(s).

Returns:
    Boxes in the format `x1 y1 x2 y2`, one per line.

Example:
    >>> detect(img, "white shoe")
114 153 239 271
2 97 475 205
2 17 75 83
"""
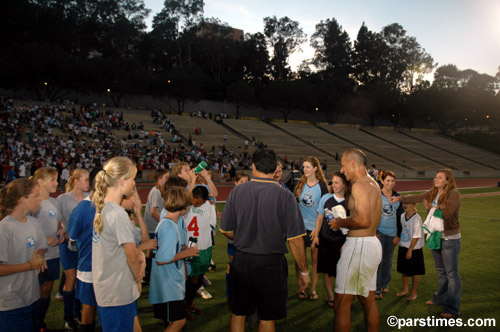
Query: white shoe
202 276 212 287
54 291 63 301
197 286 212 299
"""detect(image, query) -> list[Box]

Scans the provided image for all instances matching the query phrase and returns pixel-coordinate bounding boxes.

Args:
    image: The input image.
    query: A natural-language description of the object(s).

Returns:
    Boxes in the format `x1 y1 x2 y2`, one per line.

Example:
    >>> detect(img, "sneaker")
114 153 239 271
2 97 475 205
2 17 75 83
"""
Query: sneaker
189 303 203 315
74 315 81 327
202 276 212 287
64 318 77 331
185 309 195 321
208 263 216 272
53 291 63 301
197 286 212 300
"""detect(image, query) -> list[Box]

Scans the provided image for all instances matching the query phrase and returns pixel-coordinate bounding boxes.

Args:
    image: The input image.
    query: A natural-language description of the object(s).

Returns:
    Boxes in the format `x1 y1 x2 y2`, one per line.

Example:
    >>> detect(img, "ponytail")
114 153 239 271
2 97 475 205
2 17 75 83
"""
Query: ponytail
66 168 89 193
92 157 137 235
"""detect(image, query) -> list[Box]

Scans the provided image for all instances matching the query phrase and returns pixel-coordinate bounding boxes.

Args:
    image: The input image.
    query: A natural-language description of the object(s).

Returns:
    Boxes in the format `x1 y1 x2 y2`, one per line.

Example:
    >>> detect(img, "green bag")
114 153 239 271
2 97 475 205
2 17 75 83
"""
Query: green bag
425 230 442 250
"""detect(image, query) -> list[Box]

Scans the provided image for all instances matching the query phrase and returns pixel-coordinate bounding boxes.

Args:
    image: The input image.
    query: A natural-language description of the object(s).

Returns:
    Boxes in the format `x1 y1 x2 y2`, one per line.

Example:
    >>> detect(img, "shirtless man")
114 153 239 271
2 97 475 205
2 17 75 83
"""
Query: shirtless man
329 149 383 332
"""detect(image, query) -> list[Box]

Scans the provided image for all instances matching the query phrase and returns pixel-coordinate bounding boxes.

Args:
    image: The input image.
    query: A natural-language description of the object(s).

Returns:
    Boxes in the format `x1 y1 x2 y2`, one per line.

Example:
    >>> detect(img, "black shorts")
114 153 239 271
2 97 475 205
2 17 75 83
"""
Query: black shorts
229 251 288 321
303 230 313 248
153 300 186 324
317 235 345 277
397 247 425 276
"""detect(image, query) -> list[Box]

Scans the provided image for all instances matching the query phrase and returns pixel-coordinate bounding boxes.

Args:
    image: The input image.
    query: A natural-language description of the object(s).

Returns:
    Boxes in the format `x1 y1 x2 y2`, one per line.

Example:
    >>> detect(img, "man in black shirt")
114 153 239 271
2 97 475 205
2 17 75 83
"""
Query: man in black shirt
220 149 310 332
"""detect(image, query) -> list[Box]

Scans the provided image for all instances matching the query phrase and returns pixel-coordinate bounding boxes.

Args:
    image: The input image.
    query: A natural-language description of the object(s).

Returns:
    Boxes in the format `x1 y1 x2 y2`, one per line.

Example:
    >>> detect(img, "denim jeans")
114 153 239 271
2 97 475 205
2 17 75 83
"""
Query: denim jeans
376 233 395 292
431 239 462 316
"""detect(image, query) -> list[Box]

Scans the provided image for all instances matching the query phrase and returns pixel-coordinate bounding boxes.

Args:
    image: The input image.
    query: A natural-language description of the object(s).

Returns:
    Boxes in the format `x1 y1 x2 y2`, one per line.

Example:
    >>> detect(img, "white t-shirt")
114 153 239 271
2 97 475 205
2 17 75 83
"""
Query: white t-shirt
184 201 217 250
399 212 424 250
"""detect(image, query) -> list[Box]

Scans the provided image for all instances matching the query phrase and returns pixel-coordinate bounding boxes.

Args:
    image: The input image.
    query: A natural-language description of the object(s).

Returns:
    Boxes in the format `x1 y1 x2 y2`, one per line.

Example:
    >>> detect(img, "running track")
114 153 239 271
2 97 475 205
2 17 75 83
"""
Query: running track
134 178 500 203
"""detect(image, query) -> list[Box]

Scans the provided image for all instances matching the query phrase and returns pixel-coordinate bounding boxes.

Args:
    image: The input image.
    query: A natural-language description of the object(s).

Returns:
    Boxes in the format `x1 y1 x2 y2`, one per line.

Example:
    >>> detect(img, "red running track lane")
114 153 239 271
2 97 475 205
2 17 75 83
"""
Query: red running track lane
133 178 500 202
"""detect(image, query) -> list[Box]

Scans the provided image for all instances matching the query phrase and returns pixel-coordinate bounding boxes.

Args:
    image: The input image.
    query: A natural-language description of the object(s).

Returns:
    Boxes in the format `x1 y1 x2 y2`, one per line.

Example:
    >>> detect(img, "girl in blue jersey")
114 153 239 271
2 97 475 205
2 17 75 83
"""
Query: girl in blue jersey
67 193 96 332
150 186 199 332
294 156 329 300
56 168 90 330
311 171 350 307
375 170 404 299
32 167 65 330
0 178 48 332
92 157 145 332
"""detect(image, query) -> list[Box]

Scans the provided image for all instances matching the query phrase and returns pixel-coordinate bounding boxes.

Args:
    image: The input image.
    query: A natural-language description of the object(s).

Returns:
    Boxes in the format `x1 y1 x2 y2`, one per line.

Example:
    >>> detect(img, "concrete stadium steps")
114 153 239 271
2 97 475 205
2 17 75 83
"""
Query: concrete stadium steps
166 114 254 155
362 127 486 171
272 121 395 170
399 130 500 171
223 119 336 168
318 124 445 171
315 123 412 171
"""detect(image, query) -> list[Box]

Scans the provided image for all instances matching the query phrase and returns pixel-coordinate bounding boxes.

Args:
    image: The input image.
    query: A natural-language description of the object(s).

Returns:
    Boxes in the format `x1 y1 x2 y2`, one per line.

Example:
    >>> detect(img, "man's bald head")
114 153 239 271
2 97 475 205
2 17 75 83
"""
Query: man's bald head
342 149 367 167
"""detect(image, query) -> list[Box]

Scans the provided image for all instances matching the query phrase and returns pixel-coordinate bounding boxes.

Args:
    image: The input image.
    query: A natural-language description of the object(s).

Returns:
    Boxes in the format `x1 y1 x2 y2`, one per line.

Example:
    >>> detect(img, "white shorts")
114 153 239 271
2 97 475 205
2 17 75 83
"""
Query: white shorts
335 236 382 297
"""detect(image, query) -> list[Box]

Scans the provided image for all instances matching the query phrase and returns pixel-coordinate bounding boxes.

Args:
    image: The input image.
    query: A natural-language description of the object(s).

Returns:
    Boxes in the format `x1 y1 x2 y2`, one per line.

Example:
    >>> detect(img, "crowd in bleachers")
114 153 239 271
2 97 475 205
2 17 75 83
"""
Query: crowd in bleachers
0 98 252 187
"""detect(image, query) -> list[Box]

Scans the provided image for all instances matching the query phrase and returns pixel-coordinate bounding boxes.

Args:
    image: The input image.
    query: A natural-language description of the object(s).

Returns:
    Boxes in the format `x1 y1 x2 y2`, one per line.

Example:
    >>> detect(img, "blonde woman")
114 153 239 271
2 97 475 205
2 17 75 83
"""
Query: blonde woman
294 156 329 300
32 167 65 330
92 157 145 332
56 168 90 330
0 179 47 331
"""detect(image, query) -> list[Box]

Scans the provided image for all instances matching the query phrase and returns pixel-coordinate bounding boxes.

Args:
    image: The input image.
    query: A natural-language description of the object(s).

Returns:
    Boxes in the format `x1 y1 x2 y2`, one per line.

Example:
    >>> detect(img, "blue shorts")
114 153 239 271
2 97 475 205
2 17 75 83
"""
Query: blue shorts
76 279 97 306
227 243 235 257
97 301 138 332
59 241 78 270
0 300 39 332
38 258 60 284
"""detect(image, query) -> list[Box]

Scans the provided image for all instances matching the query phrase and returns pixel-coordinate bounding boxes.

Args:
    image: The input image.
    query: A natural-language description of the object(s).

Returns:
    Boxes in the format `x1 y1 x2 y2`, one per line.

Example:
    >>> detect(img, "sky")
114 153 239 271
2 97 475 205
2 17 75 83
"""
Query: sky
143 0 500 77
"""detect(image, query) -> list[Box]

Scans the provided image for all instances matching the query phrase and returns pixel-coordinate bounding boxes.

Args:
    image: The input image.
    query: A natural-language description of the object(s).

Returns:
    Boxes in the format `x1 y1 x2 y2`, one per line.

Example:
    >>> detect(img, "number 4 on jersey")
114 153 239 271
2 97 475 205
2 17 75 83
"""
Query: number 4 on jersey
187 216 199 237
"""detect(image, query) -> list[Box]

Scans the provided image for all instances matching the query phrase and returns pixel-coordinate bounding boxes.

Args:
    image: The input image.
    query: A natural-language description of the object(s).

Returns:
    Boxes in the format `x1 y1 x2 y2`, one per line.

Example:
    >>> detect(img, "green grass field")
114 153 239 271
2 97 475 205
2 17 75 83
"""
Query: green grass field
44 189 500 331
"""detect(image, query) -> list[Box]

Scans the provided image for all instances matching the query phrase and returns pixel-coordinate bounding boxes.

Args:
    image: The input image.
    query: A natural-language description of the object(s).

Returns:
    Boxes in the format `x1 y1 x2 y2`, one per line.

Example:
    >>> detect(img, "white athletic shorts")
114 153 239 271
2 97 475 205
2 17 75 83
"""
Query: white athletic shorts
335 236 382 297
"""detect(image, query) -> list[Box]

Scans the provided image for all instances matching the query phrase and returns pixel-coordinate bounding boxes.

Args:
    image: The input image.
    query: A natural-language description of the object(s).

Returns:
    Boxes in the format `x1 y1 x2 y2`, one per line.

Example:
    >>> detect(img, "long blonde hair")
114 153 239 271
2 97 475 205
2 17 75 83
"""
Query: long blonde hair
294 156 329 198
92 157 137 235
66 168 89 193
426 169 457 209
32 167 58 185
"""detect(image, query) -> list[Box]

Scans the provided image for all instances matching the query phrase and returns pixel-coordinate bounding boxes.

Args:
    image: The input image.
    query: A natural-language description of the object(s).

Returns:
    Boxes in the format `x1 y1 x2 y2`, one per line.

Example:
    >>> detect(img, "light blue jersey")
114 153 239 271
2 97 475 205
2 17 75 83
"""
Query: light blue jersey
378 194 401 237
149 218 185 304
299 182 328 231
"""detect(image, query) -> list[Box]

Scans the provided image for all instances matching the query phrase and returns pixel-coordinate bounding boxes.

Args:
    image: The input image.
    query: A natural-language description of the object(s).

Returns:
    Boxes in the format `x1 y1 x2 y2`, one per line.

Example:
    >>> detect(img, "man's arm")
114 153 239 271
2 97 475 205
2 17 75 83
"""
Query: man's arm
331 182 372 230
288 236 310 291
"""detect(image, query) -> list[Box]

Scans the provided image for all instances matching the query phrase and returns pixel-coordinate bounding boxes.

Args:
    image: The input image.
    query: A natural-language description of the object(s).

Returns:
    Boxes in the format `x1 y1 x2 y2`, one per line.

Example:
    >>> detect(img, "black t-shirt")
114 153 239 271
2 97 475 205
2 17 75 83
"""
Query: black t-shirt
320 194 349 242
220 177 306 255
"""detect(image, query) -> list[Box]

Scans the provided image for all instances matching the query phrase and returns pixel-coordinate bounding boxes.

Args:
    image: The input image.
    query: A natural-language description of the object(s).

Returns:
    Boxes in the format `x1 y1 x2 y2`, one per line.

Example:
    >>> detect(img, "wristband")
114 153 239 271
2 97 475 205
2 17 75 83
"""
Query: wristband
300 270 309 276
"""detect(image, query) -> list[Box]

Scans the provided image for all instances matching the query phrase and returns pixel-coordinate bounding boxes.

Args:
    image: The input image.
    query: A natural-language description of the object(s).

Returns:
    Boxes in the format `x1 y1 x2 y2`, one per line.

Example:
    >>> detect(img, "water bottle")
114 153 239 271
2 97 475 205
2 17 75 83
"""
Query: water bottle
324 208 338 231
185 237 198 261
195 161 208 174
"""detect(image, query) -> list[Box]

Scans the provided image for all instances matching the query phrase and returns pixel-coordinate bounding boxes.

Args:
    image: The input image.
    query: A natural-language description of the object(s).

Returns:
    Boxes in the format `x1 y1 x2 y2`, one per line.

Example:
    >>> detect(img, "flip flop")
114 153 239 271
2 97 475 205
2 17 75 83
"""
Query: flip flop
375 293 383 300
425 300 436 306
382 288 389 293
440 313 455 319
309 291 319 300
326 299 335 308
406 295 418 301
297 291 307 299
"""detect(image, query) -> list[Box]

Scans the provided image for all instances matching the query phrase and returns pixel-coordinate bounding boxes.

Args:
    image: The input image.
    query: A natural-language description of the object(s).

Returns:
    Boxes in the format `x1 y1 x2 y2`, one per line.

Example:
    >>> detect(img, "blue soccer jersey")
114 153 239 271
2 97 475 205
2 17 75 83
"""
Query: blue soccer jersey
67 199 95 278
299 182 329 231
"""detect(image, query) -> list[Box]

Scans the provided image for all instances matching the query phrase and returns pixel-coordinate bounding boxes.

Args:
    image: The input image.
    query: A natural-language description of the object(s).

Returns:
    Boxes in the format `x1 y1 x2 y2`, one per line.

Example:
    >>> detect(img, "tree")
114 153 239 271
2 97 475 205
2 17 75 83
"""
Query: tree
379 23 434 92
160 65 207 114
260 80 316 122
310 18 352 76
152 0 204 66
352 22 385 86
263 16 306 81
226 80 255 119
240 33 270 88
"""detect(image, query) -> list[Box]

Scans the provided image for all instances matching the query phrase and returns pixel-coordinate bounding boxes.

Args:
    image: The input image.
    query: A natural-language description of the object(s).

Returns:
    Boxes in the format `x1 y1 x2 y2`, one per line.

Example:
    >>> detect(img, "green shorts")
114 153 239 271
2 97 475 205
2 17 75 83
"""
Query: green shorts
189 247 212 277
